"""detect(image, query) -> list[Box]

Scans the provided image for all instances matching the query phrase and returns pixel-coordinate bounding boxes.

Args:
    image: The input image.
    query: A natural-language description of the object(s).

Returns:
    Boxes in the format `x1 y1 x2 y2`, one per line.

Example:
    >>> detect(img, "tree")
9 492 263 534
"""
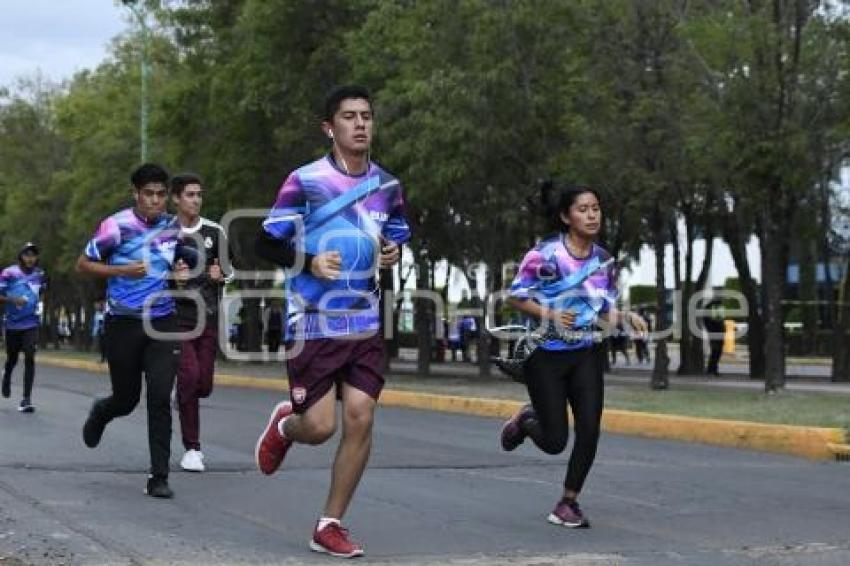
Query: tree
686 0 850 390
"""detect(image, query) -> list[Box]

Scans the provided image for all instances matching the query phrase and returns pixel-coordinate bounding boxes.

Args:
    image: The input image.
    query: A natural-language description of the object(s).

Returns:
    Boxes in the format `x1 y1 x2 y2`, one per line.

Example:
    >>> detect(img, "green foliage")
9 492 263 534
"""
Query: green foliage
0 0 847 360
629 285 657 307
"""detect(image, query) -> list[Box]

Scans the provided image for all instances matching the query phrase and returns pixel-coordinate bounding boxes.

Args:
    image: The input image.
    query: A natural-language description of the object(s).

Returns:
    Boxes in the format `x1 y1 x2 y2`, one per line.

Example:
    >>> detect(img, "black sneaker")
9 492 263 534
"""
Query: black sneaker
1 376 10 398
82 401 107 448
145 476 174 499
18 398 35 413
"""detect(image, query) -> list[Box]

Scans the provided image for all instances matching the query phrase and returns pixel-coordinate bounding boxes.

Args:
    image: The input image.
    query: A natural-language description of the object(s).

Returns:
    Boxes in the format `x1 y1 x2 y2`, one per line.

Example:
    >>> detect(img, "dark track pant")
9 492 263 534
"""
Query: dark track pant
3 327 38 399
93 315 179 478
706 339 723 375
176 323 217 451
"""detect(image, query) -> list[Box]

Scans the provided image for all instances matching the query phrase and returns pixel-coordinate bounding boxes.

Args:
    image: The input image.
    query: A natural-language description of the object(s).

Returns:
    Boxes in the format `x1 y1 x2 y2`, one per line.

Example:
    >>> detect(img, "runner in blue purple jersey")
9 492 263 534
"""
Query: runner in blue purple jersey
77 163 193 500
501 181 647 529
255 85 410 558
1 243 47 412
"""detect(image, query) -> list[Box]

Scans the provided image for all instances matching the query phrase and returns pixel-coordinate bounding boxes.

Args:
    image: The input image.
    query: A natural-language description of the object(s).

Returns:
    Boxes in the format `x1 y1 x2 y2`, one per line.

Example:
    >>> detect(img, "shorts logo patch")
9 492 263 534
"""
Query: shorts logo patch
292 387 307 405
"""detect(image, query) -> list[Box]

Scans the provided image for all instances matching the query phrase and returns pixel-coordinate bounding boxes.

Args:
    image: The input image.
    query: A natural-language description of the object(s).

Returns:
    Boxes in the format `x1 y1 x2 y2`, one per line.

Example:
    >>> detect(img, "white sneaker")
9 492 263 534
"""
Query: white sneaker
180 449 205 472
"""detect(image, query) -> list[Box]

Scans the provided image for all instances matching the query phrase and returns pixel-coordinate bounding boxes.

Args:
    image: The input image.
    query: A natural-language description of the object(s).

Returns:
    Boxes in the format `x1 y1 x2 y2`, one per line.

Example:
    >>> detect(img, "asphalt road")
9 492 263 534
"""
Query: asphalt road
1 365 848 565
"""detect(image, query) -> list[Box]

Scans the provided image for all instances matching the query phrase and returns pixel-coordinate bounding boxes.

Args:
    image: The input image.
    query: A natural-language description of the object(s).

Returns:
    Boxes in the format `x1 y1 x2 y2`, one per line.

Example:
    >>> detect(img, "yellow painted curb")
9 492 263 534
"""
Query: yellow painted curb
379 390 522 420
828 443 850 458
39 355 846 460
602 410 846 461
42 356 107 374
39 355 289 392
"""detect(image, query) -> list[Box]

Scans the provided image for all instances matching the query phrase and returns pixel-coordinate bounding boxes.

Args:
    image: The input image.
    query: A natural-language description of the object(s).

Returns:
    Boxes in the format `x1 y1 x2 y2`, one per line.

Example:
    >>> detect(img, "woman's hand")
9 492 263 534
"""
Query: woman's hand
546 309 577 330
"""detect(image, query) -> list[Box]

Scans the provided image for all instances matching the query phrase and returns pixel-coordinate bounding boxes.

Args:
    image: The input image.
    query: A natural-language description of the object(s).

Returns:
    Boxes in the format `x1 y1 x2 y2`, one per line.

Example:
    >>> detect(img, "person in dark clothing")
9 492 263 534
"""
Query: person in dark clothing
633 308 651 364
77 163 192 499
702 299 725 376
609 324 630 366
264 300 284 353
0 242 47 412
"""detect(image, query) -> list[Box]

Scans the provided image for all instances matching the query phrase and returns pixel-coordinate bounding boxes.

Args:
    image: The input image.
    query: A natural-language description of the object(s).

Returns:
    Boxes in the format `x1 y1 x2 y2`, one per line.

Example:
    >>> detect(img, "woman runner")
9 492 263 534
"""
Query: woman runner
500 181 647 528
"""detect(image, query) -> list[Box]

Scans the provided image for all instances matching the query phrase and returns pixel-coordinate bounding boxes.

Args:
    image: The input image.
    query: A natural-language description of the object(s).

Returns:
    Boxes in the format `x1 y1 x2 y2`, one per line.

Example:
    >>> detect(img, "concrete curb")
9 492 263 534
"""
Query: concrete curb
41 355 847 461
828 443 850 460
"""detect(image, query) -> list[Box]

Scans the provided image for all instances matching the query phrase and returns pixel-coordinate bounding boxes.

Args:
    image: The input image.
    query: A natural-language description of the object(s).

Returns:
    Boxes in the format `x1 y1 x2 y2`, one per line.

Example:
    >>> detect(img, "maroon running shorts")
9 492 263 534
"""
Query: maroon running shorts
285 333 386 414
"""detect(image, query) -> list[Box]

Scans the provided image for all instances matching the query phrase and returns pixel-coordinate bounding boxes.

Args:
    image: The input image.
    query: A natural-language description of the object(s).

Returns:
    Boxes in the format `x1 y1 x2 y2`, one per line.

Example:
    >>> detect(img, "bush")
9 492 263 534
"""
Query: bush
629 285 656 307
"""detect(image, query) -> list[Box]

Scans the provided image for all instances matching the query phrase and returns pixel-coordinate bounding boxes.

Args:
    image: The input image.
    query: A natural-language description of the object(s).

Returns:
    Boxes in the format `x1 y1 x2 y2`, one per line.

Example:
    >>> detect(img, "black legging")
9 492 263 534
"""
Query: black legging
4 328 38 399
522 344 604 493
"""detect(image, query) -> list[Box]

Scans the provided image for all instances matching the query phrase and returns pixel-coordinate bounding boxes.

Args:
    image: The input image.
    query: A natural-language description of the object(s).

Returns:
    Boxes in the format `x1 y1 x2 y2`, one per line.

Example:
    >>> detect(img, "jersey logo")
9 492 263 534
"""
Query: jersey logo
204 236 213 249
292 387 307 405
157 240 177 262
369 211 389 222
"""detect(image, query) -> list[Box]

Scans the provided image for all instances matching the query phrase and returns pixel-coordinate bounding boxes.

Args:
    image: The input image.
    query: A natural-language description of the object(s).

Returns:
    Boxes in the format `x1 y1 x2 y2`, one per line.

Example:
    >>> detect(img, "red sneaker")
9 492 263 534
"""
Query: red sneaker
255 401 293 475
309 521 364 558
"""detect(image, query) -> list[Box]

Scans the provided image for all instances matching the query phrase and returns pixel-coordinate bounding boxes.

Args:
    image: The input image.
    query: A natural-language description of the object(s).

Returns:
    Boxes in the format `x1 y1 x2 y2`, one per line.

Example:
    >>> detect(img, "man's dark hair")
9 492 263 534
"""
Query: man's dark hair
130 163 169 190
323 85 372 121
170 173 203 196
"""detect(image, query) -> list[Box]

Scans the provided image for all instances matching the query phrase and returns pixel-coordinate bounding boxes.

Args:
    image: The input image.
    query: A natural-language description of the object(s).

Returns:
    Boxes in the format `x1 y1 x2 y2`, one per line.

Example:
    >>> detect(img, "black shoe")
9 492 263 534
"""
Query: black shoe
145 476 174 499
1 376 10 398
82 401 107 448
18 398 35 413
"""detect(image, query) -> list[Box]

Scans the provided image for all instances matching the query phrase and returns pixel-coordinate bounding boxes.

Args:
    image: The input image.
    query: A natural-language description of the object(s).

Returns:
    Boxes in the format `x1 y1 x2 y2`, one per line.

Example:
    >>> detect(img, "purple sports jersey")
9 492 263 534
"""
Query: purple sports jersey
509 235 618 351
83 208 182 319
262 155 411 340
0 265 46 330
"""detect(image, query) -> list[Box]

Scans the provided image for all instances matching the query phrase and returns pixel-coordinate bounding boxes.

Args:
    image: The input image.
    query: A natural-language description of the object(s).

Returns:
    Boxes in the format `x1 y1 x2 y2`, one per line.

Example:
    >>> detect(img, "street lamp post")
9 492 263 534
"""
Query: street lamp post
122 0 148 162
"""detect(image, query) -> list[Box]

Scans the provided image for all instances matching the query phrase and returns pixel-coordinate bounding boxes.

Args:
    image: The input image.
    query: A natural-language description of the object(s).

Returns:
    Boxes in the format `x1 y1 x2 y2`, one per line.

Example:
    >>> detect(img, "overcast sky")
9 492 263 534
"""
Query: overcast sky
0 0 128 89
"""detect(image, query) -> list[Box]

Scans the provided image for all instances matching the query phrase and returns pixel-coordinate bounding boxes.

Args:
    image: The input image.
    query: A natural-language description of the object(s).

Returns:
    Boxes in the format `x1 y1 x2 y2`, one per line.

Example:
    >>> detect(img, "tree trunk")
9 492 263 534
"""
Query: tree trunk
722 205 765 378
685 227 714 375
819 176 835 333
821 176 844 378
832 257 850 381
677 210 702 375
477 260 503 377
799 238 818 355
241 283 263 355
42 285 57 349
651 206 670 389
380 266 396 366
415 260 432 376
760 205 787 392
388 259 415 361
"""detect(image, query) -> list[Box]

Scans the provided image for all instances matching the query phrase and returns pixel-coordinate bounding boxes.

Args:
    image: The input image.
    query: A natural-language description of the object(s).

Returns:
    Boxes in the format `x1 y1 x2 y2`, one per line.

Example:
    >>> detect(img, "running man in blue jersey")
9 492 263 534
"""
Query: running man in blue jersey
0 242 47 413
500 181 647 529
254 85 410 558
77 163 191 499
